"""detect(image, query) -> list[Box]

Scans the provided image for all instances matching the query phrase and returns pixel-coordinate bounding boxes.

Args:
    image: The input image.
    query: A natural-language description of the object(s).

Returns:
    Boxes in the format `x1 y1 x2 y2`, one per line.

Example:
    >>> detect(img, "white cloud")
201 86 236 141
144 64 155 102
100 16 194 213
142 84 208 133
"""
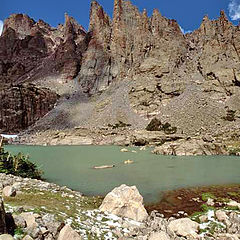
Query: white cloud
228 0 240 20
0 20 3 36
179 26 192 35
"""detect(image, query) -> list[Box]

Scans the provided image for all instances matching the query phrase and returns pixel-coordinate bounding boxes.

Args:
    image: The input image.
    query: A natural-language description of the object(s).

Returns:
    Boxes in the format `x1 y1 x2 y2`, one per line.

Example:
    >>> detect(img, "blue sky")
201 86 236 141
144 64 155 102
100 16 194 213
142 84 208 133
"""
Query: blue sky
0 0 240 35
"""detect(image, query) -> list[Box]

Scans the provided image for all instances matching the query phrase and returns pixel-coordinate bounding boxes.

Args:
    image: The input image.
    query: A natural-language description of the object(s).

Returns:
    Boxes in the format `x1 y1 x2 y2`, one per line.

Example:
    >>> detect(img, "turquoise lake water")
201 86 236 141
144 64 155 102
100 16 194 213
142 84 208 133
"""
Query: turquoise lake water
5 145 240 203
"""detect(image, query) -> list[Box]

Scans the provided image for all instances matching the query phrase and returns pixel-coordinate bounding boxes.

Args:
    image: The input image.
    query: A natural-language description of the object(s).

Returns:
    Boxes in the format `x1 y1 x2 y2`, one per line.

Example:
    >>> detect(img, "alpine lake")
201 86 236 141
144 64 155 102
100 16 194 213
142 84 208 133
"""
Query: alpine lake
5 145 240 203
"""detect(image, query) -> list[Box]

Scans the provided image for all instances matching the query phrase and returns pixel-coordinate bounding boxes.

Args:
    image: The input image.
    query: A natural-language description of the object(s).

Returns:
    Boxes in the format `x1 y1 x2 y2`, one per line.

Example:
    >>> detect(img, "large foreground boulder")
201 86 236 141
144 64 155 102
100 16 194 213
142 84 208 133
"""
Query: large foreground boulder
0 198 6 234
2 186 16 198
99 184 148 222
22 236 34 240
20 212 37 228
0 235 14 240
168 218 199 238
57 225 81 240
149 231 170 240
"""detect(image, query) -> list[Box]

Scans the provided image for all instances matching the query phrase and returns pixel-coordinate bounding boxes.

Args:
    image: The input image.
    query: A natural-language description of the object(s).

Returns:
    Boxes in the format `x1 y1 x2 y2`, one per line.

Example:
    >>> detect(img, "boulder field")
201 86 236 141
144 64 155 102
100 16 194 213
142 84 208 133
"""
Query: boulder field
0 173 240 239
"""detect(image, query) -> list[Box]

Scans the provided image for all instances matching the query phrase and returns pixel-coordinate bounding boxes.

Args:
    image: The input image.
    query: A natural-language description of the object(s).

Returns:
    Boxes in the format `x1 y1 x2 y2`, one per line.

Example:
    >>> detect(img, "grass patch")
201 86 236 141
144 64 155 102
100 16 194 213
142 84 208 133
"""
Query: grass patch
227 192 240 198
190 211 205 223
225 140 240 155
4 188 103 227
201 204 215 212
201 192 216 201
14 227 26 240
208 221 225 235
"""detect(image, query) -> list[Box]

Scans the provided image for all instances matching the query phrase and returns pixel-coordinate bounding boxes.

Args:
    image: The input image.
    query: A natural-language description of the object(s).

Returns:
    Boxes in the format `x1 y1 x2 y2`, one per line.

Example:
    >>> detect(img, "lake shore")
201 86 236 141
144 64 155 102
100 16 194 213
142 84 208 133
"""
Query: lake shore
1 173 240 239
12 127 240 156
146 184 240 218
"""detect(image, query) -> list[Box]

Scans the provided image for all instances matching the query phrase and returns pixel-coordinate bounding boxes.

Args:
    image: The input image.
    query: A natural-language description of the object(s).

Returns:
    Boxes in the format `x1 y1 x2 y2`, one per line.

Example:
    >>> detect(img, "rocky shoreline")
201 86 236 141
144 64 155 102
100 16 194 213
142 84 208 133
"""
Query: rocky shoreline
0 173 240 239
13 128 240 156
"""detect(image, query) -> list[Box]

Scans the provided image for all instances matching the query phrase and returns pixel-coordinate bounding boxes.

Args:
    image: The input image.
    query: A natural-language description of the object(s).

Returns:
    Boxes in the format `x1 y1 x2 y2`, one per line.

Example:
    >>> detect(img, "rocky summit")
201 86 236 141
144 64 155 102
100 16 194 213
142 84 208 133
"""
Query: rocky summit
1 0 240 153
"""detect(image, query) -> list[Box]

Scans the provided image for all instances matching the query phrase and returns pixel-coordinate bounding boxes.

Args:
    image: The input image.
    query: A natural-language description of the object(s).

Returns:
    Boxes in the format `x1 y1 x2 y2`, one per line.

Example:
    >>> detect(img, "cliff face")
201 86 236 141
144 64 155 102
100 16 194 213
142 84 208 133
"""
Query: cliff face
1 0 240 135
79 0 187 95
0 84 58 133
0 13 87 83
78 1 112 93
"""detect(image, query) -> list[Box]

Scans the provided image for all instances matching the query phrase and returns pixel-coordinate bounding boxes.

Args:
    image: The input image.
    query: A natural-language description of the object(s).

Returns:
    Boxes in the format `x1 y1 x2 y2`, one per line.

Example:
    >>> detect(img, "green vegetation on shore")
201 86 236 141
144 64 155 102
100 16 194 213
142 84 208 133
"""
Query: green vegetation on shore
0 140 43 179
5 188 103 227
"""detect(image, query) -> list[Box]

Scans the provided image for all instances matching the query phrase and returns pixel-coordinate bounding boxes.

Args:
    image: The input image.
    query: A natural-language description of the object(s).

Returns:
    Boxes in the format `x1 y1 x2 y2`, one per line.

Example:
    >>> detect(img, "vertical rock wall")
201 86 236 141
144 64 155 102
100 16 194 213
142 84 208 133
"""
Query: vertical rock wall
0 198 6 234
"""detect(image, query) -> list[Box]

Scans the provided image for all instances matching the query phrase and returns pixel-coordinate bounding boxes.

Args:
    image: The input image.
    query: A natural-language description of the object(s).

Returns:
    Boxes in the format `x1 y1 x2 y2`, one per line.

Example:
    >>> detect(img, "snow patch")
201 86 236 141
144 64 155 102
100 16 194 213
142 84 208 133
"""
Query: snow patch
1 134 18 139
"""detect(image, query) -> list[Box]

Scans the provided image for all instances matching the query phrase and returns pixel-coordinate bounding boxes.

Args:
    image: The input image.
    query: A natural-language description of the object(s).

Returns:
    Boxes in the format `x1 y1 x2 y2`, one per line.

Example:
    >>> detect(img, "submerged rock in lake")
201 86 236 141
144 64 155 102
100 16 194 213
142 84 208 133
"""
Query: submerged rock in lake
93 165 115 169
124 160 134 164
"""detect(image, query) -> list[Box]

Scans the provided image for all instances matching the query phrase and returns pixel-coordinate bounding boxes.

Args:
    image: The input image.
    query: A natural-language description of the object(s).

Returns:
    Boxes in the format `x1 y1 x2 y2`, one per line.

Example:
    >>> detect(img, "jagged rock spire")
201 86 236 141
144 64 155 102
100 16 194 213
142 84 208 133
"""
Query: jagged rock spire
220 10 228 21
63 13 86 42
113 0 123 24
89 0 111 34
3 14 35 38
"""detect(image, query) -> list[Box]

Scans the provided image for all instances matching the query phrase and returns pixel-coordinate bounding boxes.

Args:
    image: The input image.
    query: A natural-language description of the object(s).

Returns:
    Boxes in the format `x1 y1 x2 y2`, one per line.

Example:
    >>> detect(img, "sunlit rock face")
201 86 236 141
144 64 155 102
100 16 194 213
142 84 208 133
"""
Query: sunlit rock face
0 1 240 135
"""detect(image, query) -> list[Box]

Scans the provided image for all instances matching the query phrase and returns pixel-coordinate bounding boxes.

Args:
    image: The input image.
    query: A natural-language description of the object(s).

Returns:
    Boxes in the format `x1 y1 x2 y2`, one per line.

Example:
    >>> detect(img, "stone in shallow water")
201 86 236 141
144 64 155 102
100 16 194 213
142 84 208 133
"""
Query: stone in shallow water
124 160 134 164
99 184 148 222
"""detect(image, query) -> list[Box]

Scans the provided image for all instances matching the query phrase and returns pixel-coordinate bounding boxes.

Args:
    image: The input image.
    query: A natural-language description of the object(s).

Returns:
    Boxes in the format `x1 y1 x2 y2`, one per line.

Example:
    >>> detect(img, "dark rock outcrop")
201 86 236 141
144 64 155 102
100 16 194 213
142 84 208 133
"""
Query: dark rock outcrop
0 198 6 234
0 26 48 84
0 84 58 133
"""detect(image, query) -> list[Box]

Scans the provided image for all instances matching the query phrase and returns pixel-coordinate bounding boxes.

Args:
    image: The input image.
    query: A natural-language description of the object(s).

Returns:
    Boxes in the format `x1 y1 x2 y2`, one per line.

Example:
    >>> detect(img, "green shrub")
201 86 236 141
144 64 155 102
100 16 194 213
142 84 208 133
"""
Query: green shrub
146 118 162 131
14 227 25 238
161 122 177 134
146 118 177 134
0 146 43 179
223 109 236 121
108 121 131 129
200 204 215 212
227 147 240 156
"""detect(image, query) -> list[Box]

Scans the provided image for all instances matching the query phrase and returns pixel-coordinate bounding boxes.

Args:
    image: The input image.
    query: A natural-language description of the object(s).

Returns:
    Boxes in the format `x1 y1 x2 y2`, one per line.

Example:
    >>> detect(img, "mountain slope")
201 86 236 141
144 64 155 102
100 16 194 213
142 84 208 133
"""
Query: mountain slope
0 0 240 138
